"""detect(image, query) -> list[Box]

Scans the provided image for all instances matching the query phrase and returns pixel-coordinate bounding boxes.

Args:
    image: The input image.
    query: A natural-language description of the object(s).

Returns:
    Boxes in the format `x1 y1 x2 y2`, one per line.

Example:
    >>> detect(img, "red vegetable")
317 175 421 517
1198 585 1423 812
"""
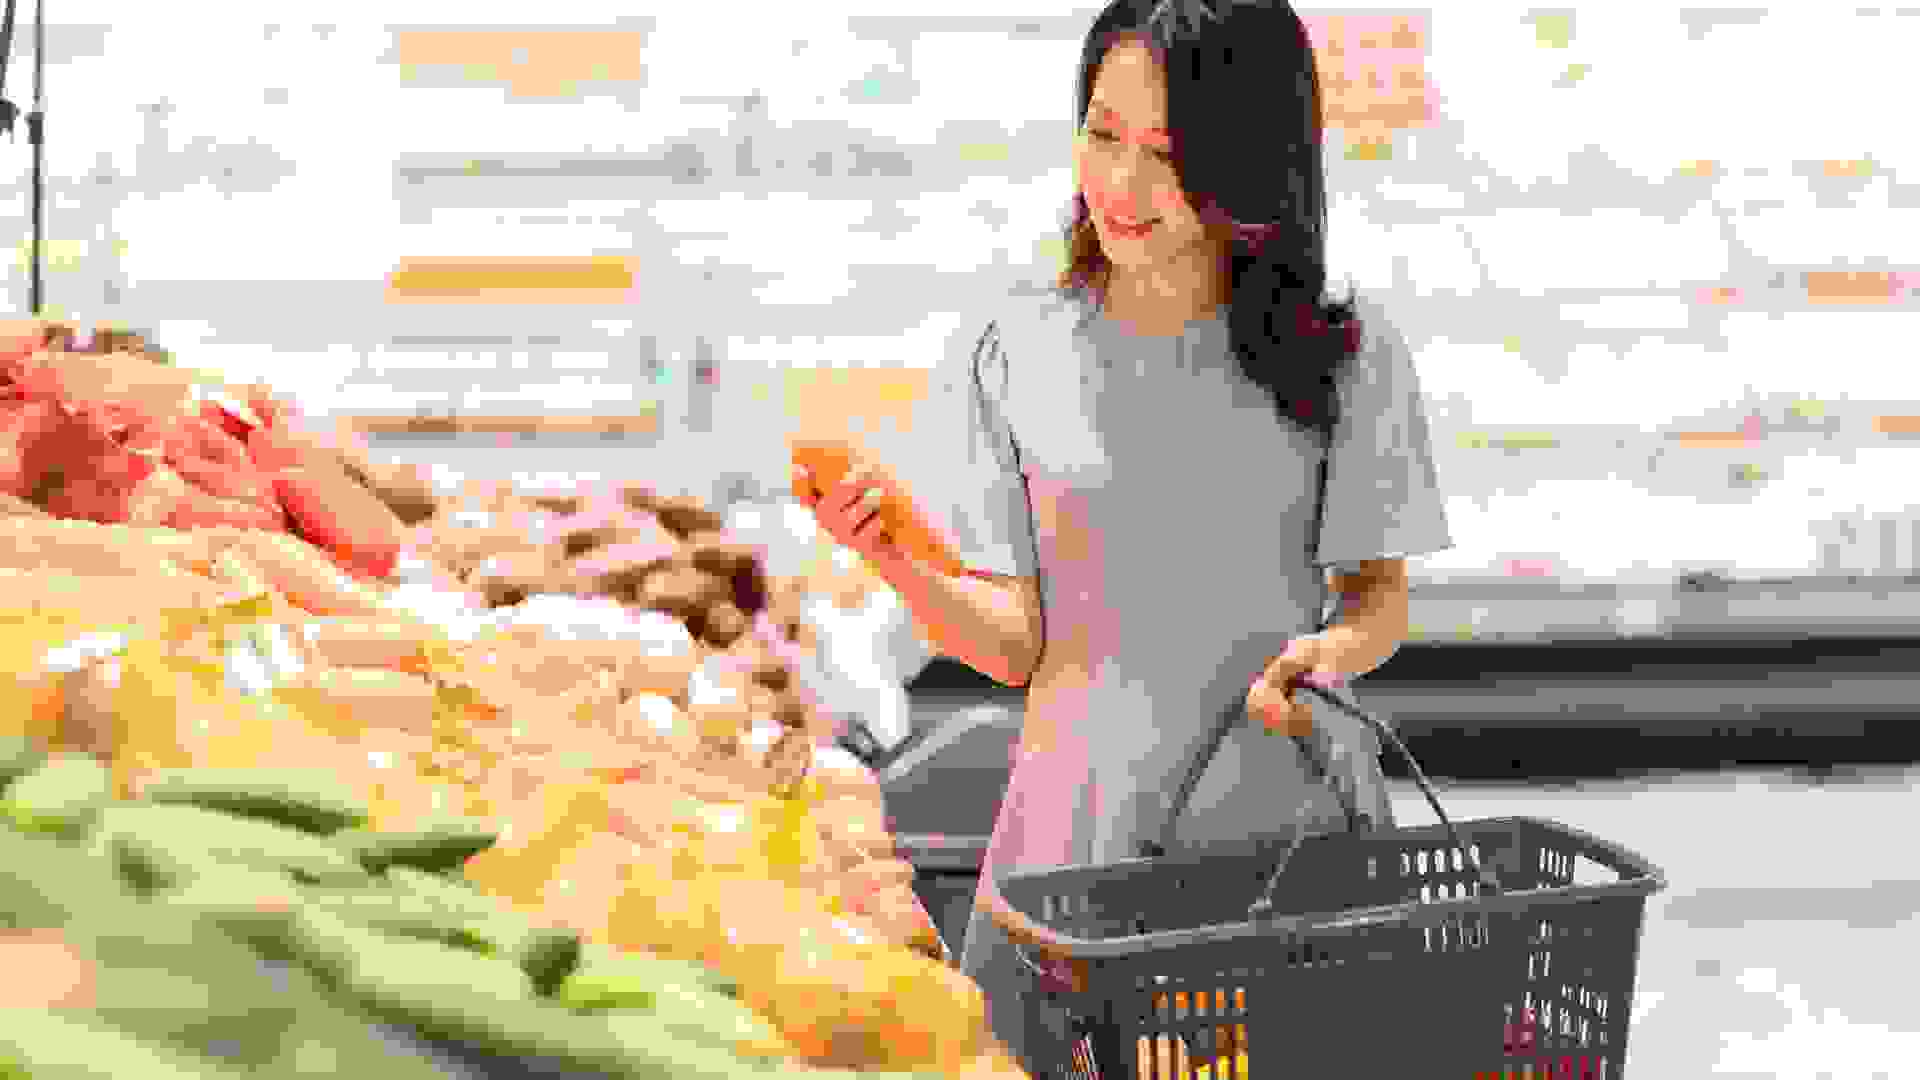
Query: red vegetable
166 484 286 532
0 398 59 497
168 414 276 509
272 462 404 580
26 405 160 523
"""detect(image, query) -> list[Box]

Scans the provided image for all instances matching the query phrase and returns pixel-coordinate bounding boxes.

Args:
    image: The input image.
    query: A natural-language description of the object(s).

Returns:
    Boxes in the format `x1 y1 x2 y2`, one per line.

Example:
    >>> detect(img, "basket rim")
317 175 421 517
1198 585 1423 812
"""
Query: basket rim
982 815 1667 962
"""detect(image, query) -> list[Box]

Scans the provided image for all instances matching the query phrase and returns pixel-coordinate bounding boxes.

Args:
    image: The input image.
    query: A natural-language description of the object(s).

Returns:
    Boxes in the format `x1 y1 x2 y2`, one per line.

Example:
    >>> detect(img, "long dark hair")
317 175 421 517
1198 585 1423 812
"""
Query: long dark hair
1058 0 1359 443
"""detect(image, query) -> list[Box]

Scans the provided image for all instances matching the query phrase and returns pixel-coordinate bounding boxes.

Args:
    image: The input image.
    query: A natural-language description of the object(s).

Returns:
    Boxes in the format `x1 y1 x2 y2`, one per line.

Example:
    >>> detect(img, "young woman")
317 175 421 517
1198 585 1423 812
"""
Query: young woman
793 0 1451 1071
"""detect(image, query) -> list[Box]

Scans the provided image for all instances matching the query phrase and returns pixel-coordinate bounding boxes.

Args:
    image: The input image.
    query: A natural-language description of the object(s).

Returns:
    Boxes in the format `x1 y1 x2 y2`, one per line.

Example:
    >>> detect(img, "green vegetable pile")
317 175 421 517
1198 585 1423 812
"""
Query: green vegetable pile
0 741 940 1080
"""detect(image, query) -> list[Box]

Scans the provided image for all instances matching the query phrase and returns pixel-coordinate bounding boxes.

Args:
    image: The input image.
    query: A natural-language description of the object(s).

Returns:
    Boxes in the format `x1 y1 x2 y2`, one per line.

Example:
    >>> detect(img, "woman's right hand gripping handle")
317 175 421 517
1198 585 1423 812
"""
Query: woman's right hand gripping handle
791 452 1042 689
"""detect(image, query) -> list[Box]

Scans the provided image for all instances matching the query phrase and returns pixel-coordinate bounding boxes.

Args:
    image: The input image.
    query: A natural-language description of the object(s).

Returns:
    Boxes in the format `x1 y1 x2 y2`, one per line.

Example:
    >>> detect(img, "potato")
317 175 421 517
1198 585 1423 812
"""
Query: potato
683 536 748 573
685 541 770 615
724 636 790 694
568 538 680 591
559 522 623 560
524 493 584 516
695 602 749 648
649 495 724 539
344 459 439 527
468 546 559 609
773 695 812 732
636 565 730 620
615 484 662 515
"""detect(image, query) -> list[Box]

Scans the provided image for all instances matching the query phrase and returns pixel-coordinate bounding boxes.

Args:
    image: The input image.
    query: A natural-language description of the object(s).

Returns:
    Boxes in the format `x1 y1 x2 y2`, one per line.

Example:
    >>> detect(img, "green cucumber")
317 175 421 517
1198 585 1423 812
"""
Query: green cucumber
139 768 369 836
150 863 309 954
598 1011 781 1079
599 984 791 1062
2 753 112 835
342 926 534 1006
518 926 583 998
560 945 786 1062
305 886 497 955
335 818 498 875
0 818 133 928
562 942 741 1004
358 865 583 997
383 865 503 916
287 903 385 990
0 735 46 796
382 866 544 954
297 904 762 1079
0 1009 245 1080
101 804 370 894
74 900 307 1069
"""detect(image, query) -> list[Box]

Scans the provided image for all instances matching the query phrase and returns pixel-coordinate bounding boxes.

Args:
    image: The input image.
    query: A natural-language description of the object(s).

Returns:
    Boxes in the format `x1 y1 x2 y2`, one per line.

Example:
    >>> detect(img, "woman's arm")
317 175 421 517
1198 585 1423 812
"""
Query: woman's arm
887 558 1043 688
1320 557 1411 678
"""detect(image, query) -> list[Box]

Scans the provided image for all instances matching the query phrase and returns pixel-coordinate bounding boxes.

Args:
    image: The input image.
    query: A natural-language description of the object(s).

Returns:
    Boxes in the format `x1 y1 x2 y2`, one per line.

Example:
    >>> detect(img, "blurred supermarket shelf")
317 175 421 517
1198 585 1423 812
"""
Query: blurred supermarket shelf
1407 572 1920 643
891 632 1920 847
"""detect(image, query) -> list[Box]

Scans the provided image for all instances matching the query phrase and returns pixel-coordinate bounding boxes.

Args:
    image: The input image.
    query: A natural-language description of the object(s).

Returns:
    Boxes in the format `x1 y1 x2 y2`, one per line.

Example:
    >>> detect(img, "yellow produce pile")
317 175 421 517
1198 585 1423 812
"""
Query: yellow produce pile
0 489 1029 1076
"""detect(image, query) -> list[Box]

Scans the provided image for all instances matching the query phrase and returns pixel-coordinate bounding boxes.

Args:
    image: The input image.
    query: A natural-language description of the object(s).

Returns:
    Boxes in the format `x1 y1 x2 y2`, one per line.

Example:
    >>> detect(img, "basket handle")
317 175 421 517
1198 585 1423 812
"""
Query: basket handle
1245 682 1504 917
1141 674 1502 919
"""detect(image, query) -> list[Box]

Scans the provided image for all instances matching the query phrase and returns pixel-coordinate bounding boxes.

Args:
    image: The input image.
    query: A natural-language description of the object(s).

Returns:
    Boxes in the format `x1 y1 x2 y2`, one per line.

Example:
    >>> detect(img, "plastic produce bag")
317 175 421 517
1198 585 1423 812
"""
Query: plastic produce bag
799 589 917 754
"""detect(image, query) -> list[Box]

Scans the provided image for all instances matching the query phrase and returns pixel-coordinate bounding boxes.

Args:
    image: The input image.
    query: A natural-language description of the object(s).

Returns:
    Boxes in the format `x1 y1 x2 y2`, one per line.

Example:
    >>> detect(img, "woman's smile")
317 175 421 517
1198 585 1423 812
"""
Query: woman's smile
1101 213 1160 239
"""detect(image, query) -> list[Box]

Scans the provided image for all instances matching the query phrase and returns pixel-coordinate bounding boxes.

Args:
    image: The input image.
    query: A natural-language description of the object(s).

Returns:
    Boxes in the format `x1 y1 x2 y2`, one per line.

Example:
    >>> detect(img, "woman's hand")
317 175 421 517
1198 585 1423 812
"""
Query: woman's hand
1247 634 1350 737
791 452 910 575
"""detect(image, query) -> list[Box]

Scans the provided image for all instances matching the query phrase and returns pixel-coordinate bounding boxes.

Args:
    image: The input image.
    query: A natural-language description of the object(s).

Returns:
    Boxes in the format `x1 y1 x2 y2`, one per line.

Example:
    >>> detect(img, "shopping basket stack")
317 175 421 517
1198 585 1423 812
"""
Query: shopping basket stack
983 683 1668 1080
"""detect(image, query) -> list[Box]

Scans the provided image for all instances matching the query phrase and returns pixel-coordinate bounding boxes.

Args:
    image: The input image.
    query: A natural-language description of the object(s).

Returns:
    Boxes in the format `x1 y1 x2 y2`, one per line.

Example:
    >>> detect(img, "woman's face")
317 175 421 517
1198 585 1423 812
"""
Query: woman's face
1074 38 1213 275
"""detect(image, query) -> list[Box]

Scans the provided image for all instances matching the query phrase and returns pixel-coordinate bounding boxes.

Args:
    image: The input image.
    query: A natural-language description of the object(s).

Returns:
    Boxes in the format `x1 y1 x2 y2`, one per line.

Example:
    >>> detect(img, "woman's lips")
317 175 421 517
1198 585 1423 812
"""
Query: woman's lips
1102 213 1159 238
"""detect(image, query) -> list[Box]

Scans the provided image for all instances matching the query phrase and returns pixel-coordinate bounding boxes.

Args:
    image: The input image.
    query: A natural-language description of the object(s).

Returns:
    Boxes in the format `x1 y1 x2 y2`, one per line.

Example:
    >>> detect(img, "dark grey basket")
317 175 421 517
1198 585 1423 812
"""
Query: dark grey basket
983 684 1668 1080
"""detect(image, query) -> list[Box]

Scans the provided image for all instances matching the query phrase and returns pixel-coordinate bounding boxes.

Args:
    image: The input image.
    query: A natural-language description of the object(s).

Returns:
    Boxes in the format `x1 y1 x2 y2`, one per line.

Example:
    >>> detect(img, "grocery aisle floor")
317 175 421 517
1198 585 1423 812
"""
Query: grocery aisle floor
1385 766 1920 1079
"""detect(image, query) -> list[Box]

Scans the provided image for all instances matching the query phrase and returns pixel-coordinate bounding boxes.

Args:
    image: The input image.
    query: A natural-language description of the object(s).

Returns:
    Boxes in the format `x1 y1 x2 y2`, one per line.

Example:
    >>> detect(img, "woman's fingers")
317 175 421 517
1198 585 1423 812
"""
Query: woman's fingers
1248 677 1313 737
796 453 902 564
835 465 879 516
851 504 890 550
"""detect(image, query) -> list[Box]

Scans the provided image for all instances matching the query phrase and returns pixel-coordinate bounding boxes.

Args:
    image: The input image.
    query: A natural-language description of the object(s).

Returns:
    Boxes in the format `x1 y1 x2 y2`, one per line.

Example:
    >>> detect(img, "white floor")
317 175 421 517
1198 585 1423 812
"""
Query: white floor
1390 767 1920 1079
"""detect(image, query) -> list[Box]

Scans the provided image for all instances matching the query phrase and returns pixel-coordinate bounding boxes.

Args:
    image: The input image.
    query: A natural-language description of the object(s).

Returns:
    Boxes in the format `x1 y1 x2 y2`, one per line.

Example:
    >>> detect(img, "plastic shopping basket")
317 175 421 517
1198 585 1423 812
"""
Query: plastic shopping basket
981 682 1668 1080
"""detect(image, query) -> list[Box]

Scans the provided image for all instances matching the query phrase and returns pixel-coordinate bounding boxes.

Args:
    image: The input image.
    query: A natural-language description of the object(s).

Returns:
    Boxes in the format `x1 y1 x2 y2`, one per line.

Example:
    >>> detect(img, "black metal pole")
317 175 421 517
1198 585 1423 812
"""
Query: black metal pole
26 0 42 316
0 0 18 100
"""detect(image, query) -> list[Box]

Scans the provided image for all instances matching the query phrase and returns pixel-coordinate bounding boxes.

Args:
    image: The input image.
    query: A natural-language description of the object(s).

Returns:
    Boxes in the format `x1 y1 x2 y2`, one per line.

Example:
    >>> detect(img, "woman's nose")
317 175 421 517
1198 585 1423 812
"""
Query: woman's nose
1093 170 1151 219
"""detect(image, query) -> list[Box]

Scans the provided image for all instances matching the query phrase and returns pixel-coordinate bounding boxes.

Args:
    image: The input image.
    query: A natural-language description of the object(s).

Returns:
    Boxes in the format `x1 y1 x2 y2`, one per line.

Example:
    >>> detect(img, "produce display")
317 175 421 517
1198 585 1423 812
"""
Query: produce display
0 320 1031 1080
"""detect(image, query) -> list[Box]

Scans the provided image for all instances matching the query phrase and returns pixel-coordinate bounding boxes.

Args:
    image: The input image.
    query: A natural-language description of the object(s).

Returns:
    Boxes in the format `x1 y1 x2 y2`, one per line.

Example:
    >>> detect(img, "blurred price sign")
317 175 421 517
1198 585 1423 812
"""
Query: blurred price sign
385 257 635 305
393 30 645 99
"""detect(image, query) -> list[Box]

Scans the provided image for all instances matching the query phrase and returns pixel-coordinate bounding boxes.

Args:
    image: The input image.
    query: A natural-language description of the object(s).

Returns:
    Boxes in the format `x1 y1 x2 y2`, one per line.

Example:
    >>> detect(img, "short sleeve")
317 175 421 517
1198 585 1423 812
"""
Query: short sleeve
1314 303 1453 572
914 318 1040 580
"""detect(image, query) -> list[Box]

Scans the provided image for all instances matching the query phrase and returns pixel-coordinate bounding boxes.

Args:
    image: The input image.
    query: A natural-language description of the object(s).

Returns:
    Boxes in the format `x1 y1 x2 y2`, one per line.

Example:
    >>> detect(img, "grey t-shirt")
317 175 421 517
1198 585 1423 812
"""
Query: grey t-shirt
915 284 1453 872
922 285 1452 1076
